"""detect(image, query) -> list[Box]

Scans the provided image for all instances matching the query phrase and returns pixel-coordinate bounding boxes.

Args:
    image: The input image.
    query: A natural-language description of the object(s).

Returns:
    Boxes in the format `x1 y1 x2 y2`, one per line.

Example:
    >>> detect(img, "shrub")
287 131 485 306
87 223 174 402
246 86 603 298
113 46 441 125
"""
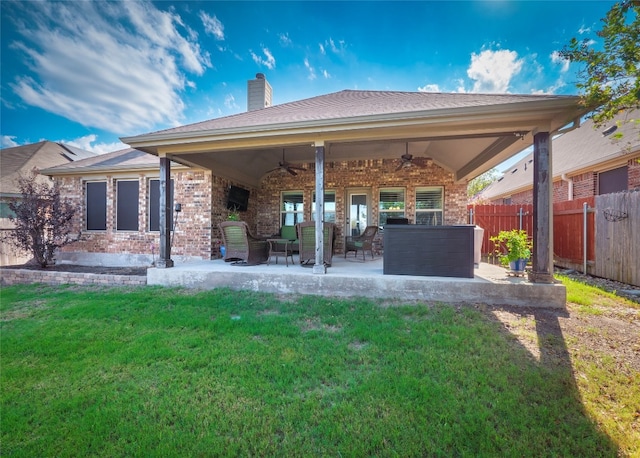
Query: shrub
3 169 78 267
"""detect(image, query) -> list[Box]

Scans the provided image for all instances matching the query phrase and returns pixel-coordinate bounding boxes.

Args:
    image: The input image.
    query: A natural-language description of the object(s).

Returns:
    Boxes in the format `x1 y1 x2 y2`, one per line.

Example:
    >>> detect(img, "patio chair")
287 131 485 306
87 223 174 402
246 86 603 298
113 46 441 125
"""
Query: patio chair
296 221 334 267
219 221 269 265
345 225 378 260
271 225 299 253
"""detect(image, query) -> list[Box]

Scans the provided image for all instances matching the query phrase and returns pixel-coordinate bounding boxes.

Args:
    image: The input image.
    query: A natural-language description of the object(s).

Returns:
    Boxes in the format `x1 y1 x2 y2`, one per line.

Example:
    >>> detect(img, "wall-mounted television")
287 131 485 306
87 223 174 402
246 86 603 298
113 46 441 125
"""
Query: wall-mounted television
226 185 250 212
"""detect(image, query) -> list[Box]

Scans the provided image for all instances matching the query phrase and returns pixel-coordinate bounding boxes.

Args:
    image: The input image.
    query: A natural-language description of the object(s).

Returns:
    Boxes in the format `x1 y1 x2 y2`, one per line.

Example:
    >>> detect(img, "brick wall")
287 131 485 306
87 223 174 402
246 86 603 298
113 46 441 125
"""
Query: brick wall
55 159 467 262
255 159 466 253
572 172 597 199
0 268 146 286
629 156 640 190
492 171 600 205
57 170 214 262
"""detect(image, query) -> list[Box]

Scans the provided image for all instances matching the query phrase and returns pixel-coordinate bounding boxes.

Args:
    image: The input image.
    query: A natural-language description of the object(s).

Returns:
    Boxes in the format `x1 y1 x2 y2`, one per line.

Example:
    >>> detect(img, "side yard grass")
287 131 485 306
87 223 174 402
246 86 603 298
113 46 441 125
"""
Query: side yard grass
0 282 635 456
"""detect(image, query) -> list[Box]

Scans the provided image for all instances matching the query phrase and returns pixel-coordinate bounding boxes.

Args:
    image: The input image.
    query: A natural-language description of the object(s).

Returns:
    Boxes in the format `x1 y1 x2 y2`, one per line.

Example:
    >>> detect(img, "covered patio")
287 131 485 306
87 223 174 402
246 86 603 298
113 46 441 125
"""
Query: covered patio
147 257 566 308
123 84 589 293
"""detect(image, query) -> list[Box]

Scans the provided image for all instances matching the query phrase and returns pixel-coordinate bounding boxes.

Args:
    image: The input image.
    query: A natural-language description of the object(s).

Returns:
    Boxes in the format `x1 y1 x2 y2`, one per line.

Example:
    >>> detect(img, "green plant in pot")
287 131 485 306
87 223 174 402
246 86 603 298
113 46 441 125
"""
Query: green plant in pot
490 229 532 272
227 209 241 221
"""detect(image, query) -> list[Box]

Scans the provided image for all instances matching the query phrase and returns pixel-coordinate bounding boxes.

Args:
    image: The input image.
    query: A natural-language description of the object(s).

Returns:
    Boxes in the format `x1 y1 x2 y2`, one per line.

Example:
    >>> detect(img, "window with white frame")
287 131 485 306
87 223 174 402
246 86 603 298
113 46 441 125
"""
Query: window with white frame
281 191 304 226
148 179 174 231
85 181 107 230
116 180 139 231
415 187 443 226
311 191 336 223
379 188 405 225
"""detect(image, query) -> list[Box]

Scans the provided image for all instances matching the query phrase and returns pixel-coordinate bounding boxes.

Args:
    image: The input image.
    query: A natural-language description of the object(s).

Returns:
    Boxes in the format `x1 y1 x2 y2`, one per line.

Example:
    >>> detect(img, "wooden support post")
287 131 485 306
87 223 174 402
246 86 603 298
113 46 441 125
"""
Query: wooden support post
530 131 553 283
157 156 174 268
313 144 326 274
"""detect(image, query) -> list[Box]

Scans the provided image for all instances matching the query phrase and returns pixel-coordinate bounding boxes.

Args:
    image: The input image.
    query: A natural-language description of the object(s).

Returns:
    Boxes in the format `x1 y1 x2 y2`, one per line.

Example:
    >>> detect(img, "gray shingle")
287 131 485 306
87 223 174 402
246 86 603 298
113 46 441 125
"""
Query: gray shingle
137 90 574 137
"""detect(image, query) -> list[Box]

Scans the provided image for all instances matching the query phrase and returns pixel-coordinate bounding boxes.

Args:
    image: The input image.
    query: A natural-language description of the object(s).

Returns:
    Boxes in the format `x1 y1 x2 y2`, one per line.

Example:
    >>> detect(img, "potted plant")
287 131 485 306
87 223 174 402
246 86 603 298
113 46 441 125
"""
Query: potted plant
227 209 241 221
490 229 532 273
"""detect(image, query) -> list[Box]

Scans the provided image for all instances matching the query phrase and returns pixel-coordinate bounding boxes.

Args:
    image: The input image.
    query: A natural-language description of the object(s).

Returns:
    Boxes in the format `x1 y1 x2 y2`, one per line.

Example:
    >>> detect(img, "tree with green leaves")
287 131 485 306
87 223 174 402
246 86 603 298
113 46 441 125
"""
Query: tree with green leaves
3 169 78 267
467 168 501 199
559 1 639 126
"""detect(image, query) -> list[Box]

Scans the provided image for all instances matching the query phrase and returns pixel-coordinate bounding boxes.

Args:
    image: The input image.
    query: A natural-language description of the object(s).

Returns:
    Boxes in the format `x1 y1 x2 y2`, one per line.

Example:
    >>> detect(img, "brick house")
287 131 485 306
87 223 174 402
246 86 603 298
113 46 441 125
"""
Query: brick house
478 110 640 204
0 141 95 265
44 75 588 281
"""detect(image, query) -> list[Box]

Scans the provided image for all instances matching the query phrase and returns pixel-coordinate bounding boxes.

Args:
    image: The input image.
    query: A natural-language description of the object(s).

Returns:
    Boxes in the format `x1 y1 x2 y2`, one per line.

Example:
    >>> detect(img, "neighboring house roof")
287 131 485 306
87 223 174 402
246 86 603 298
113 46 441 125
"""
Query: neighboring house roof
0 141 96 196
41 147 186 176
479 111 640 201
122 89 587 187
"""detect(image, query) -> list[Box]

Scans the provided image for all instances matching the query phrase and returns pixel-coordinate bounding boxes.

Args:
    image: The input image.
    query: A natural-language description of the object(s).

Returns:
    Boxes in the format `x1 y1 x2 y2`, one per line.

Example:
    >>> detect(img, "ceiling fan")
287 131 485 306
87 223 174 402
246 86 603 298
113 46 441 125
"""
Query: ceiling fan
268 149 305 176
395 143 431 171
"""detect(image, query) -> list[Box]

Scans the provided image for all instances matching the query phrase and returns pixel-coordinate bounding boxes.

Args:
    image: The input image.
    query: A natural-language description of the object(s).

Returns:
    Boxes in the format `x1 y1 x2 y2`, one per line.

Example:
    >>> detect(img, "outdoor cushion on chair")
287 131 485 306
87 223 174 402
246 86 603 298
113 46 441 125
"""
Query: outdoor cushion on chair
296 221 334 266
278 225 299 253
345 225 378 261
219 221 269 265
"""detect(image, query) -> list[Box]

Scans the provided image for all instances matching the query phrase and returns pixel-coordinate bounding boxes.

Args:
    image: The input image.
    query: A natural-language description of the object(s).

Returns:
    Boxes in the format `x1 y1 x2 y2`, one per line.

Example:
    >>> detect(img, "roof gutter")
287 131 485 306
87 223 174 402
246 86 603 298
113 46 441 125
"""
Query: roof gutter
121 98 584 148
552 116 581 135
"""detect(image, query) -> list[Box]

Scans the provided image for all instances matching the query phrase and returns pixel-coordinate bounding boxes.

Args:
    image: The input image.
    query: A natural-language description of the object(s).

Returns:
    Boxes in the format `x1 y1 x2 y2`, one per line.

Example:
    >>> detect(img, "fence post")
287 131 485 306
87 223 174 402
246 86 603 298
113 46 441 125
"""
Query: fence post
519 207 523 230
469 207 474 225
583 202 588 275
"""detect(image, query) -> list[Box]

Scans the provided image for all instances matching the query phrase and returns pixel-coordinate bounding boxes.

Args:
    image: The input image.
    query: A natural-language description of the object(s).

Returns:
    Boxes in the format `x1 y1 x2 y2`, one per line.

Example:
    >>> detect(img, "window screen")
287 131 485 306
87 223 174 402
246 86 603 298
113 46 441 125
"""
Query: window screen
281 191 304 226
86 182 107 230
311 191 336 223
598 166 628 195
116 180 139 231
379 188 405 225
416 187 443 226
149 179 174 231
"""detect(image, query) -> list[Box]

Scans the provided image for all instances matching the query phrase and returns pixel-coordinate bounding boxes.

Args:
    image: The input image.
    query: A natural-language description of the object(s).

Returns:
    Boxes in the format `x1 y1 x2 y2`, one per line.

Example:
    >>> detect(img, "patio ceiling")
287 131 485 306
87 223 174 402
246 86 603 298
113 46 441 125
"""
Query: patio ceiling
122 90 589 188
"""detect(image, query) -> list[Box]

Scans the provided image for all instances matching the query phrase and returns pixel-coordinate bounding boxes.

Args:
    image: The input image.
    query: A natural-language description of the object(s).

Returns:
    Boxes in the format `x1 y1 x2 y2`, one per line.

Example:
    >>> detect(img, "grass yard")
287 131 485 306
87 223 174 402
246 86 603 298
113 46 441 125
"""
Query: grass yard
1 282 636 456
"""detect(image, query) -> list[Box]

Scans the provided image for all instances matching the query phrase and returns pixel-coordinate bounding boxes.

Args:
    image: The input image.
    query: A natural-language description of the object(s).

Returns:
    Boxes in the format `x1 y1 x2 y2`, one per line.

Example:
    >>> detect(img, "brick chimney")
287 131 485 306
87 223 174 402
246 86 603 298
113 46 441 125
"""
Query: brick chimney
247 73 272 111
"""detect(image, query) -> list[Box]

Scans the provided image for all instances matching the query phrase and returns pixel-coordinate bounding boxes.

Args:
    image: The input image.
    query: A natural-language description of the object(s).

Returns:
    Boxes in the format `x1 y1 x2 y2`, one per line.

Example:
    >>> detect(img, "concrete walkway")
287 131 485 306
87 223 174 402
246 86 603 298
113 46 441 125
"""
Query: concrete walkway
147 255 566 308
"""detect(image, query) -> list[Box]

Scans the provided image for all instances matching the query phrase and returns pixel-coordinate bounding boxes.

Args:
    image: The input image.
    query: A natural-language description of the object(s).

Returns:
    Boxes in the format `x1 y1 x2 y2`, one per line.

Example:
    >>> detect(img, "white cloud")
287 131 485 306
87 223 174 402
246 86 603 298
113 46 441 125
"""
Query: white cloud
60 134 128 154
467 49 523 93
418 84 441 92
578 25 591 34
250 47 276 69
2 135 19 148
279 33 292 46
322 69 331 79
8 1 211 134
200 11 224 40
224 94 239 109
326 38 345 53
319 38 345 55
550 51 570 73
304 58 316 80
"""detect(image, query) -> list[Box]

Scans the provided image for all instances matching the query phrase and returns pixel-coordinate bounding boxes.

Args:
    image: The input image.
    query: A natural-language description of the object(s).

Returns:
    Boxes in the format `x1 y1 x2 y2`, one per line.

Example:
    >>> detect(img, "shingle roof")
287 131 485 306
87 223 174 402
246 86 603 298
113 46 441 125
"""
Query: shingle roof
41 147 185 175
480 111 640 199
136 90 575 137
0 141 96 195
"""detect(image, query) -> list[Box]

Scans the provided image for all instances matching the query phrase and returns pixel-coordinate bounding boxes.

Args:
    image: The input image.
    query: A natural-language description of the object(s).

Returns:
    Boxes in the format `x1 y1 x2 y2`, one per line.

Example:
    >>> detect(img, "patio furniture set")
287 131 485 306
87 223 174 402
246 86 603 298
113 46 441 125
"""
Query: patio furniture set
219 221 475 278
219 221 378 267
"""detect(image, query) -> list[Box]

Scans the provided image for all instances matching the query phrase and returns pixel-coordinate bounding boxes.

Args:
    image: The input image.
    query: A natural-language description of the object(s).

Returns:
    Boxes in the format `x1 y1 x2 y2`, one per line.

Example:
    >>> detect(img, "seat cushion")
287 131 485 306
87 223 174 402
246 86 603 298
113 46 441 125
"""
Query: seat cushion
281 225 297 240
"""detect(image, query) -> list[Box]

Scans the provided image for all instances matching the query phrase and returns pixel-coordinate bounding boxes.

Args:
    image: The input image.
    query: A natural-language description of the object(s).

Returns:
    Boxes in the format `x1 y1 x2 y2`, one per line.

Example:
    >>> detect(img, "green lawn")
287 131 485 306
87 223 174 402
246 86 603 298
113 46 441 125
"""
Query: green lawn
0 284 628 457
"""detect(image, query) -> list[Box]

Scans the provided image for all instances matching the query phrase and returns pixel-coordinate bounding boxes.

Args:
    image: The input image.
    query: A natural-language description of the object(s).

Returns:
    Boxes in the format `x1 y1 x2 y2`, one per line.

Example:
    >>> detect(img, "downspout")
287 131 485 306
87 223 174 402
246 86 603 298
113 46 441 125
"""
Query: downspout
561 174 573 201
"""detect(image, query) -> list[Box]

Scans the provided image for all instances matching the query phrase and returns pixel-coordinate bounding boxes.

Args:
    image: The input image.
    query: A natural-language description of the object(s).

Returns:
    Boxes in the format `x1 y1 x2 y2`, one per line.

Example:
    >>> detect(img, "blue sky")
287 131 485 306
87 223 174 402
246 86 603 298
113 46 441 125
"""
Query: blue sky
1 0 615 169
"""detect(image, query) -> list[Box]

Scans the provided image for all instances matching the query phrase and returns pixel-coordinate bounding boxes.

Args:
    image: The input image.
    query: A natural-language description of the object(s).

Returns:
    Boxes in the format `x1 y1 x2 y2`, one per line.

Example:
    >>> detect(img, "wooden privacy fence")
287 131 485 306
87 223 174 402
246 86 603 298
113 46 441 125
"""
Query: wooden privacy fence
553 197 595 270
594 191 639 287
468 204 533 256
469 191 639 286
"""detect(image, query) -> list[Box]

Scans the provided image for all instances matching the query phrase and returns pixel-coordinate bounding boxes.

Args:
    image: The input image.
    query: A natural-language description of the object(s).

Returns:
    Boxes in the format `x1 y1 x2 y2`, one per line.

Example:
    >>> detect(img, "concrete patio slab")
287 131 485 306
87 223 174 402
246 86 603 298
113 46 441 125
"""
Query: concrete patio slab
147 256 566 308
